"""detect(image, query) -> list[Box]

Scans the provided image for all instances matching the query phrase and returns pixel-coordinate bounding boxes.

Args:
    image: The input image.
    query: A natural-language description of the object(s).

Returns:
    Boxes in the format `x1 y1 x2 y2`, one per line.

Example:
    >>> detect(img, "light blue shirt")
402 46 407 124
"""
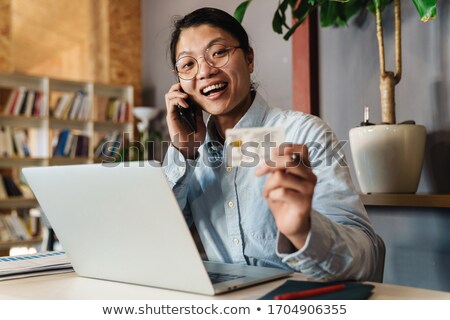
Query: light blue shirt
163 92 378 281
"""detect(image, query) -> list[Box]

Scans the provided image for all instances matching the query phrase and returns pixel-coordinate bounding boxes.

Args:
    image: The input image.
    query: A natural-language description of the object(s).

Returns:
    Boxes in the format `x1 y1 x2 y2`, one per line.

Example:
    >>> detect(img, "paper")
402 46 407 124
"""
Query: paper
0 251 73 280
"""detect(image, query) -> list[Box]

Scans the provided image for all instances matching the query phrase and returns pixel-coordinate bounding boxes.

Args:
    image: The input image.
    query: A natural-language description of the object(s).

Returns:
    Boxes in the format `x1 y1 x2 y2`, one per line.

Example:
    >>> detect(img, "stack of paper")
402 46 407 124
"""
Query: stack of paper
0 251 73 281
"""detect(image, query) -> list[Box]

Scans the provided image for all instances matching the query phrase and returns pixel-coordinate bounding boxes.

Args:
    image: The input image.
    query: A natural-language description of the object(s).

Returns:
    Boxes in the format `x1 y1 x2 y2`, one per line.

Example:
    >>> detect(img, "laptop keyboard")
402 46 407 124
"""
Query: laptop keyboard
208 272 245 284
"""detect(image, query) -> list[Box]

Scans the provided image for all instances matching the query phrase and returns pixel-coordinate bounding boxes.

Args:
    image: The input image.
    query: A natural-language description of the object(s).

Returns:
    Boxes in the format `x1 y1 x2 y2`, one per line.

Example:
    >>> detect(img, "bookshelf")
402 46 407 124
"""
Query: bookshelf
0 72 134 254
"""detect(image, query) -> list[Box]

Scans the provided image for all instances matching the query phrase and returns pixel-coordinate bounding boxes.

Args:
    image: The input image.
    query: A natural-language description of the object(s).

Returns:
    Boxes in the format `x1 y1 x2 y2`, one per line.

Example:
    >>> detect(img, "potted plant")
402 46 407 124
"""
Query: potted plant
235 0 437 193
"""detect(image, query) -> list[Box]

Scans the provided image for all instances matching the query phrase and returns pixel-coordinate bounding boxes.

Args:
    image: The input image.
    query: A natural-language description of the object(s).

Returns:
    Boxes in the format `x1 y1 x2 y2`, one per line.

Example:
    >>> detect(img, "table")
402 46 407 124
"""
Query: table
1 271 449 300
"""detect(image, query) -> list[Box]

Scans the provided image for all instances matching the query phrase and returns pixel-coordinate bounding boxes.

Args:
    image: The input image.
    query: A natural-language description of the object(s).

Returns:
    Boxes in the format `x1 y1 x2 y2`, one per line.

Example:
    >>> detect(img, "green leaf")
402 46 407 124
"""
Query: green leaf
283 1 313 40
233 0 252 23
411 0 437 22
272 10 284 34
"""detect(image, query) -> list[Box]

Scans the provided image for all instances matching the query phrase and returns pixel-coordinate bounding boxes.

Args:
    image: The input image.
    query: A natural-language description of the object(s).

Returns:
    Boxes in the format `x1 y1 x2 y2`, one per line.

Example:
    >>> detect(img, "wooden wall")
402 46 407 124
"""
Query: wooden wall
0 0 141 104
0 0 12 73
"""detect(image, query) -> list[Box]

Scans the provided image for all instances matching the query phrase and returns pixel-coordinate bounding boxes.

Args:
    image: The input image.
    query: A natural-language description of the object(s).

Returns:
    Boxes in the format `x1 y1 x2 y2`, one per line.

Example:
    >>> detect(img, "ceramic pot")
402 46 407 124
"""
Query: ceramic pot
349 124 426 194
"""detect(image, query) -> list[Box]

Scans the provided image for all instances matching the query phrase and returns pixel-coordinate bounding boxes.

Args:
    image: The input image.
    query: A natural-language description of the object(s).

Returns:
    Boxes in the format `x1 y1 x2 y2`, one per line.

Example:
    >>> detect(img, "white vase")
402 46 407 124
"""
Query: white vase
349 124 426 194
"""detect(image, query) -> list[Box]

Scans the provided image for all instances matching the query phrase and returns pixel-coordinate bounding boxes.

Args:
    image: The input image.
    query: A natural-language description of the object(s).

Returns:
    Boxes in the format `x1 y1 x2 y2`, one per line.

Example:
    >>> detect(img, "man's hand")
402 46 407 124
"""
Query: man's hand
255 144 317 250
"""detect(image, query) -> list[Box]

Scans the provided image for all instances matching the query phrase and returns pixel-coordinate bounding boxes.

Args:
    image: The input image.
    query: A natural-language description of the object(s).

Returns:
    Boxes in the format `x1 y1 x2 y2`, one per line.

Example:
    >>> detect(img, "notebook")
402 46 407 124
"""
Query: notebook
22 161 292 295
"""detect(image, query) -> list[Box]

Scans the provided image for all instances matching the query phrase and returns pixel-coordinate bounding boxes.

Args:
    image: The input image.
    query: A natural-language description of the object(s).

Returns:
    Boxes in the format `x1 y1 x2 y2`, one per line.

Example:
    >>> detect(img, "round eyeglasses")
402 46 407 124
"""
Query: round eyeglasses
174 44 241 80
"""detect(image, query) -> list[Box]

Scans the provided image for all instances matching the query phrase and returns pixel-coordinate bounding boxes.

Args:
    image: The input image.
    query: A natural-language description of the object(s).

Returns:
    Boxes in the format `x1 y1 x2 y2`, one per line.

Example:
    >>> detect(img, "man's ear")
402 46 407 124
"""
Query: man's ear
246 47 254 73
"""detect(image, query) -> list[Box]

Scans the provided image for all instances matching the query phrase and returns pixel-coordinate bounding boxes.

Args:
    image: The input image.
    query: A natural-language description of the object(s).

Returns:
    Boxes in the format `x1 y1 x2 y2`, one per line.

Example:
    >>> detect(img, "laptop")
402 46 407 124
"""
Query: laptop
22 161 292 295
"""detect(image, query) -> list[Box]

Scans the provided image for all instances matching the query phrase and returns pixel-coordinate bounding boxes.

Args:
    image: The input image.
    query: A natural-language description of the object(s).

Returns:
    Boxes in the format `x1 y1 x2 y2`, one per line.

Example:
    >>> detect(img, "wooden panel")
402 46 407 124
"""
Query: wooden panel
11 0 92 80
0 0 12 73
108 0 141 105
1 0 141 103
360 194 450 208
292 11 319 115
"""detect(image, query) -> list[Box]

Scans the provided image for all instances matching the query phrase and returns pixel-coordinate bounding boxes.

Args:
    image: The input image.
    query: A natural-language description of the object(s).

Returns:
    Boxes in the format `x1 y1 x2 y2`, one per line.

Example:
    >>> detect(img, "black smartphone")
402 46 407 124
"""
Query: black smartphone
177 90 197 133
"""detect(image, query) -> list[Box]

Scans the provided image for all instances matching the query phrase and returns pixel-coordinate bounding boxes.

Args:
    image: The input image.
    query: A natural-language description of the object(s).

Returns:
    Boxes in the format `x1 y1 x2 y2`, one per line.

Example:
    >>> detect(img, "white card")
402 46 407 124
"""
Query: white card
225 127 285 167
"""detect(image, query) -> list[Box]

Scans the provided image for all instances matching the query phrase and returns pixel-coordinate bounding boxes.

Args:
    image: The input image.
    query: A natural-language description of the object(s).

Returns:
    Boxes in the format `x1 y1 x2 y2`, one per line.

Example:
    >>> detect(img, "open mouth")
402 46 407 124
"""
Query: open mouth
201 82 228 96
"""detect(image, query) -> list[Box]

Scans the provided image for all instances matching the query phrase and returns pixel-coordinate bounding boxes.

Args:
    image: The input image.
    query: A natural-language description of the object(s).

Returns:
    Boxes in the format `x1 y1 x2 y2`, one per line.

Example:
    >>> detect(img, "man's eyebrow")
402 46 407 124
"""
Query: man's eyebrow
176 37 229 60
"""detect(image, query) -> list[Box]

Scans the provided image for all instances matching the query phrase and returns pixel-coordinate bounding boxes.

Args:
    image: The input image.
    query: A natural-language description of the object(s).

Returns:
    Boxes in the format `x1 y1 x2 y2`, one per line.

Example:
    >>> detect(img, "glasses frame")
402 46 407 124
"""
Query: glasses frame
174 44 242 80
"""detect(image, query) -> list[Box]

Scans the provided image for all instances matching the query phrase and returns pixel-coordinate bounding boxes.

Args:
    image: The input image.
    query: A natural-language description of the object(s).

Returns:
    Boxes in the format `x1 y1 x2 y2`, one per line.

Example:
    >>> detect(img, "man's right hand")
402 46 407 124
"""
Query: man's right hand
165 83 206 159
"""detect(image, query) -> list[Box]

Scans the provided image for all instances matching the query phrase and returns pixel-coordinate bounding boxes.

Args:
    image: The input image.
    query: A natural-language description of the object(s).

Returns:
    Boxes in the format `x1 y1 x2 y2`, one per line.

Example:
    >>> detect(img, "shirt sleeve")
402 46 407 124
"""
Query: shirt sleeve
162 144 198 226
275 116 379 281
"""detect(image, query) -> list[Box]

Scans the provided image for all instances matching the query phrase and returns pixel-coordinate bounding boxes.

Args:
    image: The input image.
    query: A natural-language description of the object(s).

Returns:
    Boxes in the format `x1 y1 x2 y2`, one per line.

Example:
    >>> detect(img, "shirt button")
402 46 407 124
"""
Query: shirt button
178 167 185 174
226 167 232 173
228 201 234 208
233 238 240 245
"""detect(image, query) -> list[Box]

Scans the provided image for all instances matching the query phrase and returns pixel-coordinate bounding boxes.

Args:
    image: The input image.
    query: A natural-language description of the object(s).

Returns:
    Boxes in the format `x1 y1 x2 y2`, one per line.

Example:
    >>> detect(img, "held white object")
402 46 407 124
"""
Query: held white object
349 124 426 194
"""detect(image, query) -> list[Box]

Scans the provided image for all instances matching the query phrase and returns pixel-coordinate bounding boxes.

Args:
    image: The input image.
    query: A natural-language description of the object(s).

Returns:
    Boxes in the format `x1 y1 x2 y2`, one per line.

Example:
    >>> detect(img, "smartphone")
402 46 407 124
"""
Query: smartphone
177 89 197 133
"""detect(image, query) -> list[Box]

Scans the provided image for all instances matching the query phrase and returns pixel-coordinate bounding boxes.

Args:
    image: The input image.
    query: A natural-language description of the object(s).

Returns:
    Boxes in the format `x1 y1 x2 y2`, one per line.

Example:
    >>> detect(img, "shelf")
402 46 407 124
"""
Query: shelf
94 120 132 132
0 197 39 209
0 157 47 168
0 115 46 127
0 238 42 250
48 157 91 166
360 194 450 208
50 118 90 130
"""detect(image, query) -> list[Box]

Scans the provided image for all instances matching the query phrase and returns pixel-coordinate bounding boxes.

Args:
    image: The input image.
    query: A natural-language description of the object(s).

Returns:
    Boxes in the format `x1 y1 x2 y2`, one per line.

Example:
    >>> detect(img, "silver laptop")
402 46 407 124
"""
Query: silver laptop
22 161 292 295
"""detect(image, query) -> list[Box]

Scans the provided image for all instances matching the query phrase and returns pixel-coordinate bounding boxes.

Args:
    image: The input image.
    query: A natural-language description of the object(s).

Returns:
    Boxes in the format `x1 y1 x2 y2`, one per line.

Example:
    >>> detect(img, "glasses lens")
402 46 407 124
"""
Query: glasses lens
175 56 198 80
205 44 230 68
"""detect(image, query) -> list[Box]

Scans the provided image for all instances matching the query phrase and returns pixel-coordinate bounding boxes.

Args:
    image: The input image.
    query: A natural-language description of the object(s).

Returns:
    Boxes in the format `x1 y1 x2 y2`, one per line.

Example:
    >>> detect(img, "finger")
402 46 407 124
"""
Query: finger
262 170 315 198
255 144 313 178
277 144 311 167
255 155 314 181
265 187 303 205
165 84 188 109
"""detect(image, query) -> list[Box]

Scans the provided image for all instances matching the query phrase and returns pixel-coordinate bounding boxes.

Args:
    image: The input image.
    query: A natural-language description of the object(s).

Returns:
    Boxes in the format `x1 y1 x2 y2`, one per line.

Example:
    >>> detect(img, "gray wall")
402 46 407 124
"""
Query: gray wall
319 1 450 291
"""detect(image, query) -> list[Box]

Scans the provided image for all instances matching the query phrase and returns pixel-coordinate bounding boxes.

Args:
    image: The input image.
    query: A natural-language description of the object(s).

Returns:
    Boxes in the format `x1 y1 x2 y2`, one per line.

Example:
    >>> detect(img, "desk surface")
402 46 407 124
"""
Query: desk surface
1 271 449 300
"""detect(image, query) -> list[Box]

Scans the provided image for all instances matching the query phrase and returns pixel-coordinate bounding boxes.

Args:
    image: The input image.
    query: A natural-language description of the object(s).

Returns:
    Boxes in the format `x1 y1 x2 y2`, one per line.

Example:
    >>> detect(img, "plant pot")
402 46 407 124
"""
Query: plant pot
349 124 426 194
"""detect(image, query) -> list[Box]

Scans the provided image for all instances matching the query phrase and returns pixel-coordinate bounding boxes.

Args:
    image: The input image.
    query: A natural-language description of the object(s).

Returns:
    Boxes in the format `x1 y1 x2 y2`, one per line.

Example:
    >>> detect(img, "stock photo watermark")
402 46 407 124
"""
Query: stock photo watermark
99 132 348 169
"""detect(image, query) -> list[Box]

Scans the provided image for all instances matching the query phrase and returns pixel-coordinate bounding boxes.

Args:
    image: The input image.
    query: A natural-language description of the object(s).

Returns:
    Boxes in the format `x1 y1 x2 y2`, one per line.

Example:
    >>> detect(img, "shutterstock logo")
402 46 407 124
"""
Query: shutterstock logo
99 131 348 169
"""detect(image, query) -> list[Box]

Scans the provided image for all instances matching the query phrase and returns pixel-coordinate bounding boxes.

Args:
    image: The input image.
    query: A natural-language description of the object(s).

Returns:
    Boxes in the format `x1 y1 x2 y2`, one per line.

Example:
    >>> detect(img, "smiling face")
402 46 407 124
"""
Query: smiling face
175 24 254 123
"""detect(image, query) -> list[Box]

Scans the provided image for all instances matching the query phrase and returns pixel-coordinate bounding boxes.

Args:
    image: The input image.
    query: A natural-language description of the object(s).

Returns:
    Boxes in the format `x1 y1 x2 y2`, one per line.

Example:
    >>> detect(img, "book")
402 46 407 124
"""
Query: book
52 93 72 118
78 94 90 120
0 174 8 199
5 214 31 241
0 251 73 280
24 90 36 116
0 126 8 157
32 91 43 116
75 135 89 157
0 126 14 157
69 91 86 120
3 89 19 115
53 129 70 156
12 129 30 157
259 280 375 300
2 176 23 197
12 87 26 116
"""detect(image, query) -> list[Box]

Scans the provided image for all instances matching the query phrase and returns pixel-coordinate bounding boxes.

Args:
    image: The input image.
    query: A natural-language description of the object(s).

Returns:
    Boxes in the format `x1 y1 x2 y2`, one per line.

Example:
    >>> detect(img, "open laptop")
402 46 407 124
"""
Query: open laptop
22 161 292 295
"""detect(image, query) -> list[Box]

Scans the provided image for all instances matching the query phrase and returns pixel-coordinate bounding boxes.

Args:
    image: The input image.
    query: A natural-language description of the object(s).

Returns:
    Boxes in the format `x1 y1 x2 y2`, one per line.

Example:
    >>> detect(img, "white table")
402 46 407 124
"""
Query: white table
1 271 449 300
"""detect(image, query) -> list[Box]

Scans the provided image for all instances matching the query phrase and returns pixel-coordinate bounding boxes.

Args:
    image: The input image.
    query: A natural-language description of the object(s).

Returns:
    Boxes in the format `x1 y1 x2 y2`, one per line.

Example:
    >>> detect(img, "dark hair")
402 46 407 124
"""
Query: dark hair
169 7 251 68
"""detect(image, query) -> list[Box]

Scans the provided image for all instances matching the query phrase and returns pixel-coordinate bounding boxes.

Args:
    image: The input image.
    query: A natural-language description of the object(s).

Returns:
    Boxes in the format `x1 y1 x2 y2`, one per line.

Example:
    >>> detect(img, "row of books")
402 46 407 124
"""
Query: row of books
52 129 89 158
0 214 32 242
0 126 31 158
51 91 90 121
94 131 130 162
105 97 130 122
2 87 45 117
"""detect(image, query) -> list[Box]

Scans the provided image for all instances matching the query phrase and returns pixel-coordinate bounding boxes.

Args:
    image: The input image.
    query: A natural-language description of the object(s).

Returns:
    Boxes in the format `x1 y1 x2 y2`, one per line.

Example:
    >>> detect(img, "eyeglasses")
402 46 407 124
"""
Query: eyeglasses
175 44 241 80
